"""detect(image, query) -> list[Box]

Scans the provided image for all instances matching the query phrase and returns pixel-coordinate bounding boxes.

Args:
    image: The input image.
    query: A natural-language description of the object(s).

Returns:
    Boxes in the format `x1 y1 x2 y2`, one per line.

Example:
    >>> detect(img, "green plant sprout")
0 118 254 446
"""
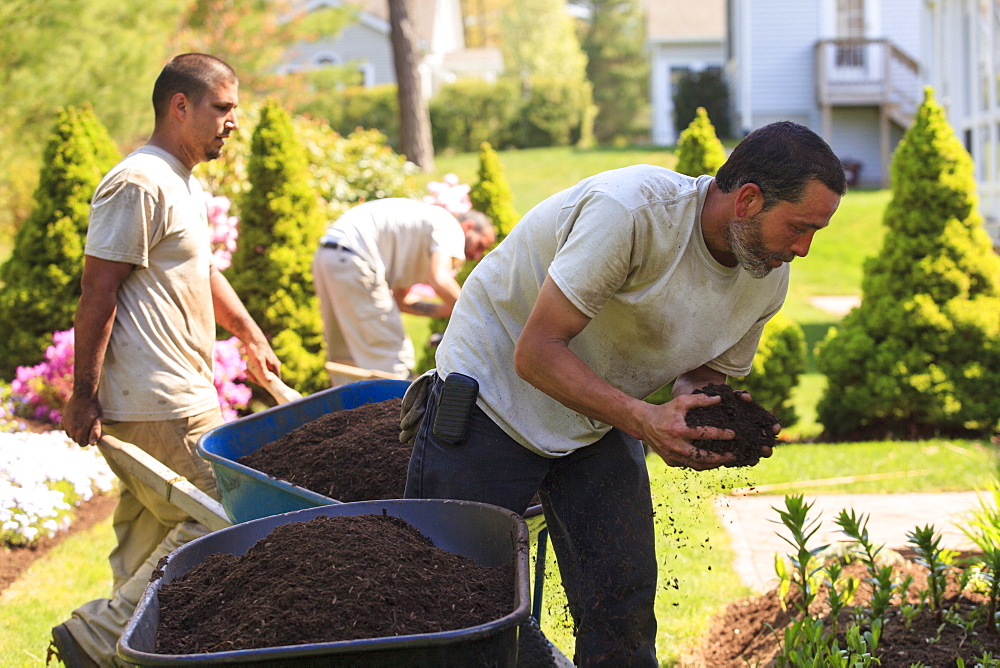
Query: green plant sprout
961 485 1000 634
773 495 830 613
825 560 860 639
835 508 900 629
906 524 955 619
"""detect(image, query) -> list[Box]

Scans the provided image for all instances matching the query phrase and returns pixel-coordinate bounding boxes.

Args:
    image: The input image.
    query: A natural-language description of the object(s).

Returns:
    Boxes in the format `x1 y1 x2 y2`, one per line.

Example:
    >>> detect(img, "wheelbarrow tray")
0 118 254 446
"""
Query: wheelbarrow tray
197 379 410 523
118 499 530 667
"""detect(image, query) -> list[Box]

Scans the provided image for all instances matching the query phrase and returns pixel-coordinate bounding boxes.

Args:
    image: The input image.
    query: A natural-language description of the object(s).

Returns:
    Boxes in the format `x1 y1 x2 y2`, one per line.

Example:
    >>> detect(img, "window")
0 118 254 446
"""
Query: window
835 0 866 67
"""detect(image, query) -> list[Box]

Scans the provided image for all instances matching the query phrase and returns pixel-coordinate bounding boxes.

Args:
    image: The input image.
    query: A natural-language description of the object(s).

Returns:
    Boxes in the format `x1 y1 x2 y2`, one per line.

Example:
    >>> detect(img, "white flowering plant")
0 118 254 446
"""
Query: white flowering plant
1 430 115 547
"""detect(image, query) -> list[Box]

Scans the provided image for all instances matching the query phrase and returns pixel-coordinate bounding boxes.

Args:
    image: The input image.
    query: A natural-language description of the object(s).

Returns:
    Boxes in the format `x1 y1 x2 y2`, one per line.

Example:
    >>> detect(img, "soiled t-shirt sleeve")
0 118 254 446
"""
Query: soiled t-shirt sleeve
85 178 161 268
547 193 635 319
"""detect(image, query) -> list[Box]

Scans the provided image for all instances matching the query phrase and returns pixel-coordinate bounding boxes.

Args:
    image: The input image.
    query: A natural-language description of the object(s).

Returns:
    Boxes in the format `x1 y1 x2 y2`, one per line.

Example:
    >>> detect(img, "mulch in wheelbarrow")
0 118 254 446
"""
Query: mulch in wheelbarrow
237 398 409 502
154 513 515 654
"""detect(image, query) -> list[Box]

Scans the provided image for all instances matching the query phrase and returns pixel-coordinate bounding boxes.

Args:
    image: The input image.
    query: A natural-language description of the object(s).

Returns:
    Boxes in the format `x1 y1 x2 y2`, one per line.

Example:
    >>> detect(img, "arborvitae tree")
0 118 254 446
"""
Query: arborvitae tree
572 0 649 144
735 313 807 428
230 99 327 395
816 88 1000 439
0 105 120 378
470 142 518 243
416 144 520 373
674 107 726 177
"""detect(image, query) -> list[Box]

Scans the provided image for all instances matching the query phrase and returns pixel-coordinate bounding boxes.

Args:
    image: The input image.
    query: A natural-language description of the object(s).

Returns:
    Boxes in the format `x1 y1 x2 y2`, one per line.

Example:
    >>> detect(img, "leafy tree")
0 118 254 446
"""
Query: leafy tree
735 313 807 427
675 107 727 177
571 0 649 144
0 0 182 237
816 88 1000 439
501 0 588 84
229 100 327 395
459 0 507 47
0 106 121 379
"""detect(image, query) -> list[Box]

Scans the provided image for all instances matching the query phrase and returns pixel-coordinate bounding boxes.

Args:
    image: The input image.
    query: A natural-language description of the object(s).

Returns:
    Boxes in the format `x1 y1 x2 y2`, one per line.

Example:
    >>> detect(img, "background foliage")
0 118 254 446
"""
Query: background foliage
674 107 727 178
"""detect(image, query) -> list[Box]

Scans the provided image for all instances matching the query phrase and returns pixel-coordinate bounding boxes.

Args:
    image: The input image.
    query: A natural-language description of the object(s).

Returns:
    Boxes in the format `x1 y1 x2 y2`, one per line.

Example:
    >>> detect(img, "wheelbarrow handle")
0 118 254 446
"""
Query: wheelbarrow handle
260 375 303 405
97 435 233 532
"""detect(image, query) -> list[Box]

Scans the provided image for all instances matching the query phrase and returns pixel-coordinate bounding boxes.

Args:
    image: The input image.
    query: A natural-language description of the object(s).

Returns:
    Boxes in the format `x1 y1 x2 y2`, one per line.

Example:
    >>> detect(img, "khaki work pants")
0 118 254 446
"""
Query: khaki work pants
62 409 223 666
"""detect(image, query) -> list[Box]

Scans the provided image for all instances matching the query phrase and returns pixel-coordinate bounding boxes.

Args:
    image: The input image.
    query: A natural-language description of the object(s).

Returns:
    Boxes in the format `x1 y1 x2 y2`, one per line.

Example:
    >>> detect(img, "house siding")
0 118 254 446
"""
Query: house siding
745 1 823 132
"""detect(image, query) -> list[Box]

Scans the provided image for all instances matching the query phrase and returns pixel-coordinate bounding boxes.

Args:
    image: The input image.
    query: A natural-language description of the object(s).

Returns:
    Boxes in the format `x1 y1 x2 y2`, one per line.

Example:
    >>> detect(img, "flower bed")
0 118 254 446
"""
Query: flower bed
1 430 114 547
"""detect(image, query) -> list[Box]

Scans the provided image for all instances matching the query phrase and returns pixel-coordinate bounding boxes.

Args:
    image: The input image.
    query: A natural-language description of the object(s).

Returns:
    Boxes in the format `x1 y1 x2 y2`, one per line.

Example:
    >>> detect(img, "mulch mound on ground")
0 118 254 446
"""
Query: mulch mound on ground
154 513 516 655
685 384 779 466
238 398 409 501
688 552 1000 667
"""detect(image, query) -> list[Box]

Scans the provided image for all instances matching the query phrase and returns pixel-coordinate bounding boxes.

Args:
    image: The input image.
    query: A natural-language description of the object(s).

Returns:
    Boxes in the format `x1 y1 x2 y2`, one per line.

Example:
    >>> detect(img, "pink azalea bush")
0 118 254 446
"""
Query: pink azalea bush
3 329 252 428
213 336 252 422
206 195 239 271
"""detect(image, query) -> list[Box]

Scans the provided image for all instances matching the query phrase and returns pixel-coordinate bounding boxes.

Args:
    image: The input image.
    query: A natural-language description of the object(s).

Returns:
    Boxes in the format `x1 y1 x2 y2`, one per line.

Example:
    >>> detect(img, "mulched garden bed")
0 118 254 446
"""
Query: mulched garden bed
154 513 516 654
687 551 1000 667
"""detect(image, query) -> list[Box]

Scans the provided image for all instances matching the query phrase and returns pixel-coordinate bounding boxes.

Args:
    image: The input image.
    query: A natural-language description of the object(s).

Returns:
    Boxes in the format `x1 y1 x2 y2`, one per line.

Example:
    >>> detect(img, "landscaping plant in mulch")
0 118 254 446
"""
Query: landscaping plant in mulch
154 513 516 654
237 398 409 501
686 383 779 466
688 496 1000 667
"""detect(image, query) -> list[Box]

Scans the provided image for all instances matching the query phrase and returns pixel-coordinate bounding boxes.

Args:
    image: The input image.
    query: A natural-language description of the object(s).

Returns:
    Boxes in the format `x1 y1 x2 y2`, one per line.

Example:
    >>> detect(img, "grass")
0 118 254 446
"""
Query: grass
0 515 115 667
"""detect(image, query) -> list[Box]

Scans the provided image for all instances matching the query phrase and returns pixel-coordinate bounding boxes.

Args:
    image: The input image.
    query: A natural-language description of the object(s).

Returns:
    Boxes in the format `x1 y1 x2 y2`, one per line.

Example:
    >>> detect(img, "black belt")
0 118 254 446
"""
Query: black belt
321 240 354 254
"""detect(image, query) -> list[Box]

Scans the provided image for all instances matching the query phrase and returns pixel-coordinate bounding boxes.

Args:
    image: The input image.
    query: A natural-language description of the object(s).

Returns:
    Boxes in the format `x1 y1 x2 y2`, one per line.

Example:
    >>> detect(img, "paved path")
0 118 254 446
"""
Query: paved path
713 491 983 593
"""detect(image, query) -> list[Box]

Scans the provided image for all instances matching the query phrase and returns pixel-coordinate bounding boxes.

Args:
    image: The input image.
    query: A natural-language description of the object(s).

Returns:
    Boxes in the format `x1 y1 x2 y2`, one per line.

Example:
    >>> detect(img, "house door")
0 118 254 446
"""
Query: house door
828 0 881 84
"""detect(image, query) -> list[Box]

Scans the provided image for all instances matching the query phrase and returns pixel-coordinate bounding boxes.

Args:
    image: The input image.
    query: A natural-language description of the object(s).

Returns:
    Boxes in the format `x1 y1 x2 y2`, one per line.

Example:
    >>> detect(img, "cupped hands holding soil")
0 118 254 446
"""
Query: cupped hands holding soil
684 383 779 467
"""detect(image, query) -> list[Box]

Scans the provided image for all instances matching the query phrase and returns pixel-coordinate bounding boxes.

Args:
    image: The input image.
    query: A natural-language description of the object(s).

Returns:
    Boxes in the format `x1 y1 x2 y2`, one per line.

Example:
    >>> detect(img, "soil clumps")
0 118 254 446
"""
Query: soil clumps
685 384 779 466
154 513 515 655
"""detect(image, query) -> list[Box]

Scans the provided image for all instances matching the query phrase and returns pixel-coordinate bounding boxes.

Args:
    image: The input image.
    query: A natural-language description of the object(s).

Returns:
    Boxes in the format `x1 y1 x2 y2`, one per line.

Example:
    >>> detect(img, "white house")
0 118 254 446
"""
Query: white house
725 0 999 246
646 0 727 146
280 0 503 97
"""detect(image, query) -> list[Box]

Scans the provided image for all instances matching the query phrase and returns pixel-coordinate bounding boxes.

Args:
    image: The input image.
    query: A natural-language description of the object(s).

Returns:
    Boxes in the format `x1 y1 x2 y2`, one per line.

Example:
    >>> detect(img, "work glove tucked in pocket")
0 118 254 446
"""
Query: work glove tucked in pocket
399 369 435 444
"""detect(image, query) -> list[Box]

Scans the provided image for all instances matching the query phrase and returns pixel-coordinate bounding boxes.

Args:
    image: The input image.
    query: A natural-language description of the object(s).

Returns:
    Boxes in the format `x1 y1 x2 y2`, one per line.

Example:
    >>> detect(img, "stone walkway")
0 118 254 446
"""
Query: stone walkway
713 491 984 593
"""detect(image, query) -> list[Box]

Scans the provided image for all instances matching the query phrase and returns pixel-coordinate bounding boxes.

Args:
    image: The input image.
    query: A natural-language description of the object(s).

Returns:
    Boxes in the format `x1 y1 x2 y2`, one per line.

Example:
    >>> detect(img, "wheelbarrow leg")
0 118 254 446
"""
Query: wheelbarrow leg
532 526 548 622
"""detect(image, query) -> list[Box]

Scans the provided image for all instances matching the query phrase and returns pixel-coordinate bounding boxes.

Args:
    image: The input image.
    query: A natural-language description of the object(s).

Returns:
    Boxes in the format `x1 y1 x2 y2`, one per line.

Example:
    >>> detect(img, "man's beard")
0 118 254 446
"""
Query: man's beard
723 213 792 279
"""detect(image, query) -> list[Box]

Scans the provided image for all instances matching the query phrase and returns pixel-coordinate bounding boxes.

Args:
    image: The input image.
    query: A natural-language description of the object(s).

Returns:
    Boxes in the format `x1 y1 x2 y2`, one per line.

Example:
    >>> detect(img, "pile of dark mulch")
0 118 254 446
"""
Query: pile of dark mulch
238 398 409 501
685 383 779 466
154 513 515 655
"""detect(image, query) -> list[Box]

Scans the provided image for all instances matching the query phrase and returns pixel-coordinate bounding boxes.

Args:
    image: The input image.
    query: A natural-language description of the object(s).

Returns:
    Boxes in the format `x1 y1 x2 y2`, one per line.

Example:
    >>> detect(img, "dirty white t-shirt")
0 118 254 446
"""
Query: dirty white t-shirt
321 198 466 291
435 165 788 456
85 145 218 421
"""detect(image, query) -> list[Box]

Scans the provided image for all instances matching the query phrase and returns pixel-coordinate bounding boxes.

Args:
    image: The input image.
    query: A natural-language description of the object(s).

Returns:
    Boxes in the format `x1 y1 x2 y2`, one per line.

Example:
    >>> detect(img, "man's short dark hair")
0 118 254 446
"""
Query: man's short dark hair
152 53 237 122
715 121 848 210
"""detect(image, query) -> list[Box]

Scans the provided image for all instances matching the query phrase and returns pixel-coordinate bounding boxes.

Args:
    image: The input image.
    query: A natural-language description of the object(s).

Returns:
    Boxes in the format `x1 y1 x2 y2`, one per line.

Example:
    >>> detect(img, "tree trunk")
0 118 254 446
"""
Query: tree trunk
388 0 434 172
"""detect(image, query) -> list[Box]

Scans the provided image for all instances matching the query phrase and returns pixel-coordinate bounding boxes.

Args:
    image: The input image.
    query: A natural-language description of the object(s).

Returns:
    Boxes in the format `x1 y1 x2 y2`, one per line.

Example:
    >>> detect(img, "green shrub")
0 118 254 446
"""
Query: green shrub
674 107 726 177
470 142 519 242
230 100 327 395
816 88 1000 439
429 79 521 153
0 106 120 379
734 313 807 427
510 76 594 148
